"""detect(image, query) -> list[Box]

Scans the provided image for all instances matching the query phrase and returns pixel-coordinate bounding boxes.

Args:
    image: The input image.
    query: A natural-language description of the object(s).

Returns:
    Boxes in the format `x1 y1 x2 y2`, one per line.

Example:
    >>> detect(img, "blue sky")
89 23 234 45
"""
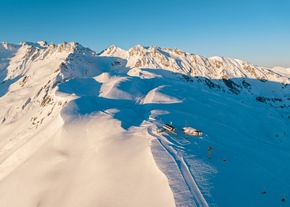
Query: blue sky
1 0 289 67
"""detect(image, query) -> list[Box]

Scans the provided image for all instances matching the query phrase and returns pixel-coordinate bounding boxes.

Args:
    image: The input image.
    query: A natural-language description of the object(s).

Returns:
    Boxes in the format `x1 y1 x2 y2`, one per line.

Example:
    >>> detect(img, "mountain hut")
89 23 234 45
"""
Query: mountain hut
163 124 176 132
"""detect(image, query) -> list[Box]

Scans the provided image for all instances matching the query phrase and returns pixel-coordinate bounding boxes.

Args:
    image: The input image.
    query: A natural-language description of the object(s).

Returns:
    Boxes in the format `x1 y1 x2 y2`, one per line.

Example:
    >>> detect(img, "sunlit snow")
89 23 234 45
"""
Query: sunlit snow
0 42 289 207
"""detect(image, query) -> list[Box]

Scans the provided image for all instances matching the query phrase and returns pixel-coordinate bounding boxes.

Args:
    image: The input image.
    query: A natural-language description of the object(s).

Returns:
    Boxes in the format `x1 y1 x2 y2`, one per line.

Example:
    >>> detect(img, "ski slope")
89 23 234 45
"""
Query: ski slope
148 126 209 207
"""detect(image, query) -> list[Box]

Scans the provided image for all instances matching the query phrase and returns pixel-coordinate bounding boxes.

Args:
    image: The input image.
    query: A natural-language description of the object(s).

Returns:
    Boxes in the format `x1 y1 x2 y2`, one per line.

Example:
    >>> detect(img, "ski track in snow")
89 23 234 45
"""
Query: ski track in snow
148 127 209 207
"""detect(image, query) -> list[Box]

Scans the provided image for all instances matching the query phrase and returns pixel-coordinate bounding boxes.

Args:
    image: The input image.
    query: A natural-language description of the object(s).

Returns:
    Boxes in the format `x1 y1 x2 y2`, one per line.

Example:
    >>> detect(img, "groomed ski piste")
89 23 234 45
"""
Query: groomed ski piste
148 125 209 207
0 42 289 207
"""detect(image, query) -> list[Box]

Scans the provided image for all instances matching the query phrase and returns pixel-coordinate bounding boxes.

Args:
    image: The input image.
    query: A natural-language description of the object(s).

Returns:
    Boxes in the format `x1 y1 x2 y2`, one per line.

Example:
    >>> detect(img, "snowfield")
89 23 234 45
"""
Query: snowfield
0 41 289 207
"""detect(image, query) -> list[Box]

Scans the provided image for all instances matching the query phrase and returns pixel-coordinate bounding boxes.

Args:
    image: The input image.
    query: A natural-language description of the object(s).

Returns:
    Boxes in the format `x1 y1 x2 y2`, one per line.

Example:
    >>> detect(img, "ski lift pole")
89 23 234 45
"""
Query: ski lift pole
207 146 214 159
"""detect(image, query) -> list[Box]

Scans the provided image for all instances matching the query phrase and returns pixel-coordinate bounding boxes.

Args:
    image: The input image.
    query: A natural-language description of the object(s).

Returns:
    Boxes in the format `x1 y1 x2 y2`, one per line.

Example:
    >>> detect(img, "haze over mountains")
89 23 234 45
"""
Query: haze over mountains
0 41 289 207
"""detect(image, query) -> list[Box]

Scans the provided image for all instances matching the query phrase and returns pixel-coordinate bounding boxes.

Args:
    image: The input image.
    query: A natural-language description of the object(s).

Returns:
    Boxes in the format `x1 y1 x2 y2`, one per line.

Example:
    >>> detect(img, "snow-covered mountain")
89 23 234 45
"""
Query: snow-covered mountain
100 44 290 107
0 41 289 207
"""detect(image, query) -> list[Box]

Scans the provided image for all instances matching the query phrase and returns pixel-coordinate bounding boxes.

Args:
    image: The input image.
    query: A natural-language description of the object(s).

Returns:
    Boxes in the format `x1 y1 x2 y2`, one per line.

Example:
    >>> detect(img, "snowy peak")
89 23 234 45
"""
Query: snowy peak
128 44 149 56
99 45 128 58
12 41 94 56
1 41 97 79
20 41 48 49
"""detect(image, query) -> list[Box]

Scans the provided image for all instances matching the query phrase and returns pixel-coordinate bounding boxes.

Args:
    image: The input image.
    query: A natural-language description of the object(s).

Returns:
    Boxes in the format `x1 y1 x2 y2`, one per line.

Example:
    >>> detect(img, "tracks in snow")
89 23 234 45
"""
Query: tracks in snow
148 127 209 207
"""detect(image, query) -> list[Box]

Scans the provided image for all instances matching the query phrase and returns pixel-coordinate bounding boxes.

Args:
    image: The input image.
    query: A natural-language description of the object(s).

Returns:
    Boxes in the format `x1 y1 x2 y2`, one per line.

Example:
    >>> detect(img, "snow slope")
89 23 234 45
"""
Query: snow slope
0 42 289 207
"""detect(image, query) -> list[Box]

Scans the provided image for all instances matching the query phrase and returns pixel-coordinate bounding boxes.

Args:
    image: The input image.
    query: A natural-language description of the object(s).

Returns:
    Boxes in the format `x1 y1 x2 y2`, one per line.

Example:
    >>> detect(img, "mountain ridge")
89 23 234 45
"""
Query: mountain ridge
0 41 289 125
2 41 290 80
100 43 290 83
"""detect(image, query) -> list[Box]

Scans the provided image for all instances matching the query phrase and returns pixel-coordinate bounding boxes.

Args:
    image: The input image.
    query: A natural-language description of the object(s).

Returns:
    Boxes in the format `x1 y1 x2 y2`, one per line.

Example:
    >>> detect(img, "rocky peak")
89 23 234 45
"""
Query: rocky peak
99 45 128 59
128 44 149 56
37 41 48 47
